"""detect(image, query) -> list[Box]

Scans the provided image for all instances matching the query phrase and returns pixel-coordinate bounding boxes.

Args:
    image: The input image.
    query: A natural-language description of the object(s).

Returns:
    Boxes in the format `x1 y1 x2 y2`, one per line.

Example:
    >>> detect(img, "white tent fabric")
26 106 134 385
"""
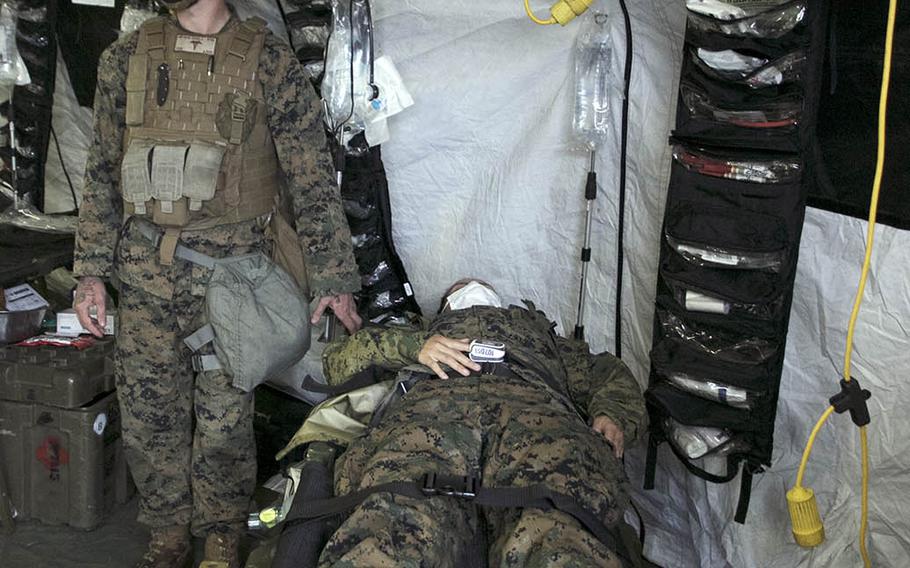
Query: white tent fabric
43 1 909 566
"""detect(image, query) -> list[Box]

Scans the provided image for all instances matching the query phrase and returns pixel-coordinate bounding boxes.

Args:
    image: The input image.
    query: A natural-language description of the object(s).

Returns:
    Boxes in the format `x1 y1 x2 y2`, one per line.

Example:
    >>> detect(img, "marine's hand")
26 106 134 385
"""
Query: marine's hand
311 293 362 334
73 276 107 338
418 335 481 380
592 415 624 459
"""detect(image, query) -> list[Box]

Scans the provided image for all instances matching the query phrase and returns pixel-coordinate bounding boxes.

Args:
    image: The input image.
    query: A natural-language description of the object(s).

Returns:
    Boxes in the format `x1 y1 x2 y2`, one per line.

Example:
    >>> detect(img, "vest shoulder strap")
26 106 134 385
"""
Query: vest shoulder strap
224 17 267 73
126 17 167 127
136 17 167 55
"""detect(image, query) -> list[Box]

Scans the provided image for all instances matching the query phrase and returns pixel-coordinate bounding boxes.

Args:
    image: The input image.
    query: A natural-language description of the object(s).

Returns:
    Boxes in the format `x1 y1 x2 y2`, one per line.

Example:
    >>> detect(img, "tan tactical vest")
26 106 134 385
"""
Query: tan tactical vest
121 16 280 232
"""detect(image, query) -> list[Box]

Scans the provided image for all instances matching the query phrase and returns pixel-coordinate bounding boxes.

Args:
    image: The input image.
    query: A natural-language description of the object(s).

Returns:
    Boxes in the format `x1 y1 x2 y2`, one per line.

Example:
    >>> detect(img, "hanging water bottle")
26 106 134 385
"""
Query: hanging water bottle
572 10 612 150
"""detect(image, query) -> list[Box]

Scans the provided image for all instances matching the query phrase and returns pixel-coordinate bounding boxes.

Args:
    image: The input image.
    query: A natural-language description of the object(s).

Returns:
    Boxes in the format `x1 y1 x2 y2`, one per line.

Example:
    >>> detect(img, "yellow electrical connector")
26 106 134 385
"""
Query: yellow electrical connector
788 1 897 566
524 0 594 26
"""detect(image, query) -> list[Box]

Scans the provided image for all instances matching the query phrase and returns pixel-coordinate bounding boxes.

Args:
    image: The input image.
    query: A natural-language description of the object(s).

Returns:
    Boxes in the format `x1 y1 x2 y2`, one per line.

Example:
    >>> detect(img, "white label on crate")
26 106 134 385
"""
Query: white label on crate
93 413 108 436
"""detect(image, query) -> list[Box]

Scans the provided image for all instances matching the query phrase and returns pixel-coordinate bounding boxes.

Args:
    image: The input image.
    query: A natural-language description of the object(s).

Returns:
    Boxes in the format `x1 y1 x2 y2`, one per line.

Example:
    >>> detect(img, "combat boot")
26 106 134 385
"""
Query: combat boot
199 530 242 568
134 525 192 568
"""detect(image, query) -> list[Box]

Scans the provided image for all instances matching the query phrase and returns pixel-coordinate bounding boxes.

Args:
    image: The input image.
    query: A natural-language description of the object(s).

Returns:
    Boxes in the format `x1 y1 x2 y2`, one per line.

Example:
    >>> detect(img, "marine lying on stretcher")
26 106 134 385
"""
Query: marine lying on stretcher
268 279 649 567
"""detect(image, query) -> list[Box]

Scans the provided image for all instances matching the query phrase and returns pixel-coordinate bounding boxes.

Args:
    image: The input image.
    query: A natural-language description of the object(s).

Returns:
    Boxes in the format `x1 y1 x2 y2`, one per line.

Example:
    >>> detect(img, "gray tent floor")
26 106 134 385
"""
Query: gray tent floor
0 498 148 567
0 496 272 567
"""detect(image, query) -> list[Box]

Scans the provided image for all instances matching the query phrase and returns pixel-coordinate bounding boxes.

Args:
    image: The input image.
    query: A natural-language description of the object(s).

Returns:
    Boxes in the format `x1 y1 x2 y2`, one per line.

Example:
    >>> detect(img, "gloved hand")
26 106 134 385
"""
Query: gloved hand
73 276 107 338
311 293 362 334
592 414 625 459
417 335 481 380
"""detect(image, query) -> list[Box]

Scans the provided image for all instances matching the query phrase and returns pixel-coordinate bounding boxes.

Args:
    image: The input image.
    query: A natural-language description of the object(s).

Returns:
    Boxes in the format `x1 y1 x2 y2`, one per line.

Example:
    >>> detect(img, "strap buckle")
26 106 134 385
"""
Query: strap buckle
191 353 206 372
231 94 249 122
421 473 478 499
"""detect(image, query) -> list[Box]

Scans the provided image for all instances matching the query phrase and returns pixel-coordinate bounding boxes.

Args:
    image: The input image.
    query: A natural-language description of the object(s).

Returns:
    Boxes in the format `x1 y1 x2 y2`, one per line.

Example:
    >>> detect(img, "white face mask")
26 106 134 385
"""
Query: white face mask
444 280 502 311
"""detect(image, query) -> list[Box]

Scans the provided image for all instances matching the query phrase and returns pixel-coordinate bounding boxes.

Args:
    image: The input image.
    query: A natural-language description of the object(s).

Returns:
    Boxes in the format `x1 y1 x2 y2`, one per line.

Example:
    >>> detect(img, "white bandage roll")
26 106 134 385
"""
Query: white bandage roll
685 290 731 314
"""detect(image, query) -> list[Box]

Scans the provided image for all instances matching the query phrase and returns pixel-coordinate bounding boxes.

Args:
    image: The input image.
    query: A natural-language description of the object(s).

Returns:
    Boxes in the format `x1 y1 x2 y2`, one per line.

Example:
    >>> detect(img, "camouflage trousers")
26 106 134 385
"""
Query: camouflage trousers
319 374 627 567
114 280 256 535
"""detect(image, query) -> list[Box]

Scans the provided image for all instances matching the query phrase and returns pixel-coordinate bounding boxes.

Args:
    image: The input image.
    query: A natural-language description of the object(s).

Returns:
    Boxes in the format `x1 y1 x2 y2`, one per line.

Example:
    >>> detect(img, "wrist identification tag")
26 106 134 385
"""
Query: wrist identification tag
469 340 506 363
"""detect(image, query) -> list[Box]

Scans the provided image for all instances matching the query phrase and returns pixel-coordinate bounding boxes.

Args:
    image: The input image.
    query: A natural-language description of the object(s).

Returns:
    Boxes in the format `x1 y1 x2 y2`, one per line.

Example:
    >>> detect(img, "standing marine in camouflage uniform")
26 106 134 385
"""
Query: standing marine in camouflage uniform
317 280 646 567
71 1 361 566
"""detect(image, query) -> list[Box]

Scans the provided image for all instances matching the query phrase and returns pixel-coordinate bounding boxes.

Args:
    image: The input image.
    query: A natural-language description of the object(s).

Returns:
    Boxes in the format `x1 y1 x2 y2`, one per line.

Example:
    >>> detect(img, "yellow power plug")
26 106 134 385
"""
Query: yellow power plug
786 486 825 548
524 0 593 26
551 0 595 25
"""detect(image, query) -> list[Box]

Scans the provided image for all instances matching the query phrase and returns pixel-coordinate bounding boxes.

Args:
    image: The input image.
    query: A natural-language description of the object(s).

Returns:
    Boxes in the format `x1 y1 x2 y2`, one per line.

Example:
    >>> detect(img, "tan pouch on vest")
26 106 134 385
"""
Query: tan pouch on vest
150 144 190 226
184 142 226 212
125 54 147 126
121 139 154 215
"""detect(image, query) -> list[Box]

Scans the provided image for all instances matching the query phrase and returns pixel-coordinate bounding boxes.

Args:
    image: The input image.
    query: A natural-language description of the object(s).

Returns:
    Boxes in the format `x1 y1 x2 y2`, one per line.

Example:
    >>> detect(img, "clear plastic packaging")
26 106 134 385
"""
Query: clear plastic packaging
665 417 747 459
744 51 806 88
672 144 801 184
672 283 780 320
667 235 783 272
680 83 800 128
693 48 806 88
322 0 373 148
658 310 779 364
666 372 752 409
686 0 790 20
0 200 78 234
0 2 19 85
120 2 159 35
687 1 806 39
572 11 612 150
696 48 767 74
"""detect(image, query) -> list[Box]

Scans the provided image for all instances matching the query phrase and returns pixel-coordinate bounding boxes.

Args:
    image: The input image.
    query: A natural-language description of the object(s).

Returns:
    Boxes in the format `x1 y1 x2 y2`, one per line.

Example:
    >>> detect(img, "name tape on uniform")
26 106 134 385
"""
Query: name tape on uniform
175 35 217 56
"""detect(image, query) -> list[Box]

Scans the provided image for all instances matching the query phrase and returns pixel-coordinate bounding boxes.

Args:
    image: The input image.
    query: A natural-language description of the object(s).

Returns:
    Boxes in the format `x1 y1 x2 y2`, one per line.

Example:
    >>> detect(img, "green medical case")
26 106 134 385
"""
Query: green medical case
0 339 115 408
0 391 131 529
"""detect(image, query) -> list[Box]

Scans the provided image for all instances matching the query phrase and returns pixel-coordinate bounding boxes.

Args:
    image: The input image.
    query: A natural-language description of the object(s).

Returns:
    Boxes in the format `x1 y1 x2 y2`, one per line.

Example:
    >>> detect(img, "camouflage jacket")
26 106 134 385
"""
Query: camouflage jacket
324 303 647 444
73 14 359 299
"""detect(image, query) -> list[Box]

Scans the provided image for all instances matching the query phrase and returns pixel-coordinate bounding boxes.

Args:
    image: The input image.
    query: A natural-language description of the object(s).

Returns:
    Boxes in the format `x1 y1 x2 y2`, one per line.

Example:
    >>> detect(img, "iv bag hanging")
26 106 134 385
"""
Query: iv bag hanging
572 10 612 150
322 0 373 148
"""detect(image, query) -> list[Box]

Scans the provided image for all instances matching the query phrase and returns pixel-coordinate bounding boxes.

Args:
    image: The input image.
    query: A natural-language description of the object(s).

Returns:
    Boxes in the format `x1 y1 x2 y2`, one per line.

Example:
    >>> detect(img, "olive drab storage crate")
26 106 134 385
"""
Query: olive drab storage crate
0 338 115 408
643 0 829 522
0 338 130 529
0 391 131 529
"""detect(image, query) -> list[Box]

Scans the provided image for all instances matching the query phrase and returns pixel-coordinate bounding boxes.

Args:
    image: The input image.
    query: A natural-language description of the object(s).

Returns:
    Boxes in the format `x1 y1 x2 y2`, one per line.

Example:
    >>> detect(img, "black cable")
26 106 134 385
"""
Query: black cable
615 0 633 359
273 0 296 49
50 125 78 213
363 0 375 85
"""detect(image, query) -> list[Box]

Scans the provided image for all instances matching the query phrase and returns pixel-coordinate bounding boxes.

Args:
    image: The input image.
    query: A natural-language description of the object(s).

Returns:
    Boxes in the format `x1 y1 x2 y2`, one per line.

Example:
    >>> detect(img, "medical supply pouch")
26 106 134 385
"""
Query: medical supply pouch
121 138 232 228
191 252 311 392
645 0 827 524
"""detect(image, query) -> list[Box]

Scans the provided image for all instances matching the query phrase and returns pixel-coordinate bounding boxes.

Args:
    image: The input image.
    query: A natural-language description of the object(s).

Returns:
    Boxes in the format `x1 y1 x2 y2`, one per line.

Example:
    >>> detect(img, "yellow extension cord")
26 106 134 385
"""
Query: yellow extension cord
788 1 898 566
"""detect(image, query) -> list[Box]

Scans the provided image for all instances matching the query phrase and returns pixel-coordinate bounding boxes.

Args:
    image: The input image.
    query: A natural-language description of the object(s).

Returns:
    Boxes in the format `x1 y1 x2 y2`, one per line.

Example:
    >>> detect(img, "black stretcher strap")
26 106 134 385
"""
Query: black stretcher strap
734 464 755 524
301 366 381 396
284 474 637 567
643 433 659 490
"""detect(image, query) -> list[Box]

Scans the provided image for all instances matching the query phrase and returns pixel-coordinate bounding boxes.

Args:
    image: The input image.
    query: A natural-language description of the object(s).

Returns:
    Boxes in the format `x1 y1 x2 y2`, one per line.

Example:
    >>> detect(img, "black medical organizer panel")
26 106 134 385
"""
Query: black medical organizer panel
643 0 828 523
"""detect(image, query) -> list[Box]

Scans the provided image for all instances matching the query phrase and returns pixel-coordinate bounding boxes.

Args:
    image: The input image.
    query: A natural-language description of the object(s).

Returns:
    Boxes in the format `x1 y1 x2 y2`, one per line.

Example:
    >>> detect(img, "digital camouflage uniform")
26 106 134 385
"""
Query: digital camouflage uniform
319 304 647 567
73 14 359 535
